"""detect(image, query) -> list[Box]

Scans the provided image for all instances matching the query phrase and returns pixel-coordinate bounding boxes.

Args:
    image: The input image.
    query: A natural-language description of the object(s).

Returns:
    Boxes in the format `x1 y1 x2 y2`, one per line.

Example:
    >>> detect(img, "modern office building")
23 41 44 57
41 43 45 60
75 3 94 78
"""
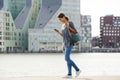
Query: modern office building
0 0 82 52
4 0 25 20
0 10 17 52
28 0 81 52
80 15 92 51
0 0 39 52
0 0 3 9
100 15 120 48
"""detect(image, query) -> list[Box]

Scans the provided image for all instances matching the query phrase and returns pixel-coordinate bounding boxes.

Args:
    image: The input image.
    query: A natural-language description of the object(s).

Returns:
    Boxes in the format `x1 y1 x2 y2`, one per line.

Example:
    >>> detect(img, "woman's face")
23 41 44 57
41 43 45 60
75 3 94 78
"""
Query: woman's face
59 17 66 23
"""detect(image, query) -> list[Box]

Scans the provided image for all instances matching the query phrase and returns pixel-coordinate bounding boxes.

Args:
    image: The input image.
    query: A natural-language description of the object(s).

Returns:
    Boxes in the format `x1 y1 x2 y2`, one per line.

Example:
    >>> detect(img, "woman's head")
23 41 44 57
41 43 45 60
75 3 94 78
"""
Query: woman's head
65 17 69 21
58 13 67 23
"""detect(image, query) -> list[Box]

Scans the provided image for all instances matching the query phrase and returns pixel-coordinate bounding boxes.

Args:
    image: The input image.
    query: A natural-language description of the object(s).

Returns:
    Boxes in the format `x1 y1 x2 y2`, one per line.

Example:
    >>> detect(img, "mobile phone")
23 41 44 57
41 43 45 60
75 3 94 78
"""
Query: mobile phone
54 29 59 33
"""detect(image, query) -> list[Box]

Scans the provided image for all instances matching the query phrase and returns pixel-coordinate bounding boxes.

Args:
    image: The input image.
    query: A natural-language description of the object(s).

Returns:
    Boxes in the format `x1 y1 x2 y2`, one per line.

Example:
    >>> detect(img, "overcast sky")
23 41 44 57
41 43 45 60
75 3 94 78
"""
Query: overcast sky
81 0 120 37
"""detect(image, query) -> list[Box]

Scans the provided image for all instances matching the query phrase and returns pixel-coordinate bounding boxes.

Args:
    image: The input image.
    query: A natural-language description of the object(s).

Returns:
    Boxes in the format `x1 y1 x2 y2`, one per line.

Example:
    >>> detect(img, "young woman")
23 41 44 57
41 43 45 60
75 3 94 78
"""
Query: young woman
54 13 81 78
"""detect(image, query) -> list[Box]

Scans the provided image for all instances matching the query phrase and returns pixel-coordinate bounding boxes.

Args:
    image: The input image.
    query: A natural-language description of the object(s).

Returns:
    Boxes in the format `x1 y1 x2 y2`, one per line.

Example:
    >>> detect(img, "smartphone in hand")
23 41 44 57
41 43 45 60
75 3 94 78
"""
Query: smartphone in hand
54 29 59 32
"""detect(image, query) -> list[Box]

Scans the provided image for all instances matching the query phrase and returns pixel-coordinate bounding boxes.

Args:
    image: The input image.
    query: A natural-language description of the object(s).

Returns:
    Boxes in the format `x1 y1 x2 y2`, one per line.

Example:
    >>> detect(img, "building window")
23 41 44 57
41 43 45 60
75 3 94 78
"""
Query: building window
0 42 2 45
6 13 9 17
15 42 17 46
0 32 2 35
0 48 2 51
19 33 21 36
6 27 9 30
6 23 10 26
11 23 14 26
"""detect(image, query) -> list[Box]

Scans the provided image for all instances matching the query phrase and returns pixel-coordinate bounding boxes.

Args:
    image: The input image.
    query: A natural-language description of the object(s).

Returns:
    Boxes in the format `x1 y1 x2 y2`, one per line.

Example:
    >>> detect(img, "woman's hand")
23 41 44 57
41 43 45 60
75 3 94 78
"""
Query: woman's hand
54 29 63 37
54 29 59 33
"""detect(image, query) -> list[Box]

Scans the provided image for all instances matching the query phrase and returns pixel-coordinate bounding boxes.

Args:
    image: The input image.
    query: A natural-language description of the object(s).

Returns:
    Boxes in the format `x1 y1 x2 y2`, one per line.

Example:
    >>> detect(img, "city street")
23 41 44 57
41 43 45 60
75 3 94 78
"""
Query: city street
0 53 120 80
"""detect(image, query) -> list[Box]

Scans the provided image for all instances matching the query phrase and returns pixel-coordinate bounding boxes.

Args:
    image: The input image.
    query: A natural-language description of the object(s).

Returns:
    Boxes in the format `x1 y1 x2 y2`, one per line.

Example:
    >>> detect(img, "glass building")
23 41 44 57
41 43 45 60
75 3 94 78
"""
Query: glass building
28 0 81 52
0 11 17 52
0 0 3 9
4 0 25 20
0 0 39 52
81 15 92 52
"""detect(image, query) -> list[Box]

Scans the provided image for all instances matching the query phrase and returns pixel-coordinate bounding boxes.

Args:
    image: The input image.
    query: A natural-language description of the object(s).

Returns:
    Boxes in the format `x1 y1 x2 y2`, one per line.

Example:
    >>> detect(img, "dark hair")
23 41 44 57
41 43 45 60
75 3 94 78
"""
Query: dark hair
65 17 69 21
58 13 65 18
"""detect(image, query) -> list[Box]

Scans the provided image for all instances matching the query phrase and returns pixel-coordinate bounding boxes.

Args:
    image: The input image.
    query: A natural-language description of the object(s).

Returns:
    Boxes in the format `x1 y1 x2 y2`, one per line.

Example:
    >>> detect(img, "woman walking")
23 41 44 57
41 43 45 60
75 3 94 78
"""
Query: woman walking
54 13 81 78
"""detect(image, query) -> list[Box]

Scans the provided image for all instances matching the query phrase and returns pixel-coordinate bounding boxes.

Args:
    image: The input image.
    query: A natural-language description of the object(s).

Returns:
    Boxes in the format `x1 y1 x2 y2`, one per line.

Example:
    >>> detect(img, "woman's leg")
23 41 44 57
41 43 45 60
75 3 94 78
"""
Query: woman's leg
65 46 79 75
67 62 72 75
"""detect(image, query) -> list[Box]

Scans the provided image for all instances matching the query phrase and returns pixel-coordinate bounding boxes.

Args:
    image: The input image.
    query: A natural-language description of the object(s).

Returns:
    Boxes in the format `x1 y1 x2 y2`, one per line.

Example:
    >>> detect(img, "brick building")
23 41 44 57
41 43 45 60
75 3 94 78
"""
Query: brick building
100 15 120 48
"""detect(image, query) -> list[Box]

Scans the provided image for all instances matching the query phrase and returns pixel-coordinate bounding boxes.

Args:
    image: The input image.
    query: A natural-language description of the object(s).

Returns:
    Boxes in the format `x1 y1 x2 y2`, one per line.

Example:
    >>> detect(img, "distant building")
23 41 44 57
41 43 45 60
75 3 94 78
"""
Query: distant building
28 0 81 52
92 36 100 47
100 15 120 48
81 15 92 51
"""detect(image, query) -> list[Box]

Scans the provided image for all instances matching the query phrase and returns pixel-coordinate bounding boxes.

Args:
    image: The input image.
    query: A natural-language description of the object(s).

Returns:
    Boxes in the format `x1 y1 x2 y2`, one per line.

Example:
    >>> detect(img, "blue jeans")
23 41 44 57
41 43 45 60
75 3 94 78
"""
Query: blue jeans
63 46 79 75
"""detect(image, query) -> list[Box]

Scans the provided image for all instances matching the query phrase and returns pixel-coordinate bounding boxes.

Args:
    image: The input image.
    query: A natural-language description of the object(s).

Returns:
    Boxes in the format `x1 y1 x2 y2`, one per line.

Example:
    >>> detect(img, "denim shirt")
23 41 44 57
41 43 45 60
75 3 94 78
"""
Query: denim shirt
61 21 76 48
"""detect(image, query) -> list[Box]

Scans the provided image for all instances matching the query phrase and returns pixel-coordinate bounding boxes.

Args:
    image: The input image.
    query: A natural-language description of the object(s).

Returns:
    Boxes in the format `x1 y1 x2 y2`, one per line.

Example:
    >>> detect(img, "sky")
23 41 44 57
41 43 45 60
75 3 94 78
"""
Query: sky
81 0 120 37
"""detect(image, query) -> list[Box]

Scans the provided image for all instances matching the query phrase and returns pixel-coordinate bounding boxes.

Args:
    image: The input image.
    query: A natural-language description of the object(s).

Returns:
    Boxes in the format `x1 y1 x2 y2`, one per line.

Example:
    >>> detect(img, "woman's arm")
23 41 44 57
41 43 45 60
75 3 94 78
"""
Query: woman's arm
54 29 63 37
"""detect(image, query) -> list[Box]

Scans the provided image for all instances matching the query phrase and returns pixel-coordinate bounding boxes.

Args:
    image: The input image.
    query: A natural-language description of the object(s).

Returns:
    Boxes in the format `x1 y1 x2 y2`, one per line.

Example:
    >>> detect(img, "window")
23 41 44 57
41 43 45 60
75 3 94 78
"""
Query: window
5 37 11 40
19 33 21 36
0 48 2 51
0 32 2 35
6 27 9 30
6 13 9 17
6 23 10 26
15 42 17 46
0 42 2 45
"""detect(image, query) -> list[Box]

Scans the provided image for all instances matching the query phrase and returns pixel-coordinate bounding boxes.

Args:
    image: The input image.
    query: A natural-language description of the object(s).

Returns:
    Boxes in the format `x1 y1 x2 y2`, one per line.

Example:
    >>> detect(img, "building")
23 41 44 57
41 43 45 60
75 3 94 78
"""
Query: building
80 15 92 52
0 0 39 52
28 0 81 52
100 15 120 48
0 0 3 9
4 0 25 20
92 36 100 47
0 11 16 52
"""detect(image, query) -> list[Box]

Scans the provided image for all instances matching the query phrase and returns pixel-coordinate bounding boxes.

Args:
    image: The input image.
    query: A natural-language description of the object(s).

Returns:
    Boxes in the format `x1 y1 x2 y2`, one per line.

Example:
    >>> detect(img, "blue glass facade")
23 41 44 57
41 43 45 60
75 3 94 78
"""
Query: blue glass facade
0 0 3 9
34 0 62 28
4 0 25 20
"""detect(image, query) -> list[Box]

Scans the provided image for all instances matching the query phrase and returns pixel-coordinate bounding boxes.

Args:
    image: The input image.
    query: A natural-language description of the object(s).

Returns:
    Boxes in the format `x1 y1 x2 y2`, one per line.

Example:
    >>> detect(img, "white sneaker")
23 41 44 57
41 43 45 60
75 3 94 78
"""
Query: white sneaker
63 75 72 78
75 70 81 77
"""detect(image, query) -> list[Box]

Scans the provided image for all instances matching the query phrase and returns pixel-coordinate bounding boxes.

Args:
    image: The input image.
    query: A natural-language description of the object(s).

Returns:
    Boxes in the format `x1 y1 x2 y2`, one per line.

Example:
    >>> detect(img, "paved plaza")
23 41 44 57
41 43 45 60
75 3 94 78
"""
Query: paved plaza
0 53 120 80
